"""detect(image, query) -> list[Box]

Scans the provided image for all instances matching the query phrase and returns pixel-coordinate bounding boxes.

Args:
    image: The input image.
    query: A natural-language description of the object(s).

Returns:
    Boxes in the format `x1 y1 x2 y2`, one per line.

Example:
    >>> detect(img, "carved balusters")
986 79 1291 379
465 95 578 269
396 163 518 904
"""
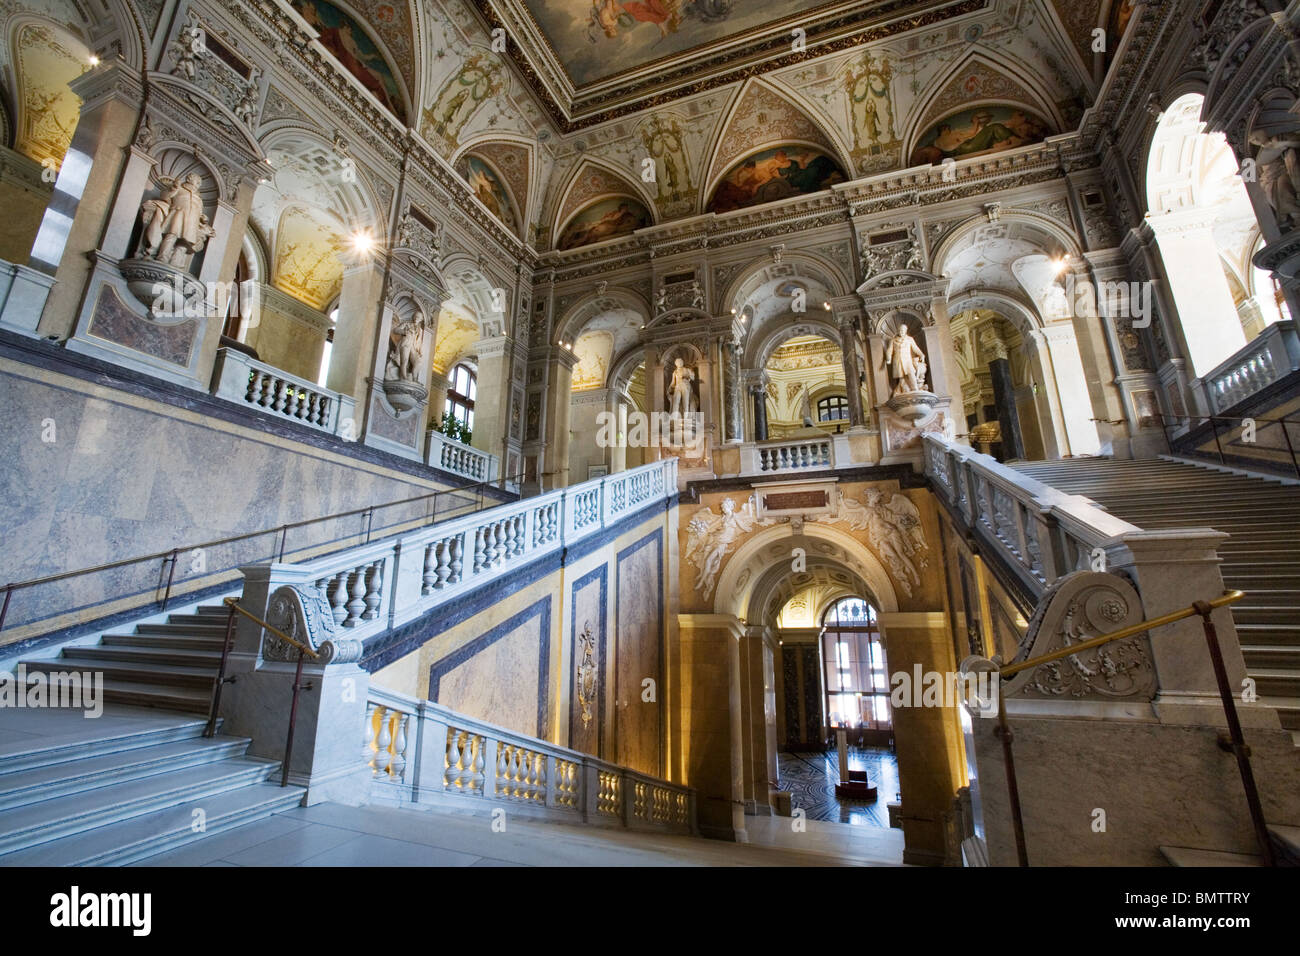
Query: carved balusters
422 542 438 595
371 705 391 775
344 568 367 626
362 560 383 620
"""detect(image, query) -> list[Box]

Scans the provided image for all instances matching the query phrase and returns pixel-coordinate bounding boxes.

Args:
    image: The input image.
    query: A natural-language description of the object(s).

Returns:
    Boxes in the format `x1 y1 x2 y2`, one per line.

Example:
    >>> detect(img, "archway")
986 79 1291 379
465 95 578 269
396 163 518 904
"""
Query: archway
1144 92 1271 377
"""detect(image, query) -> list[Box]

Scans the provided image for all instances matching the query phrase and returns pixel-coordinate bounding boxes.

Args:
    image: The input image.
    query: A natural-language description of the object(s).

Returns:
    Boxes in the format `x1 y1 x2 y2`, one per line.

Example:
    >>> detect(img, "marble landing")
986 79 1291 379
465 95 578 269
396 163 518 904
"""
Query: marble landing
130 800 906 867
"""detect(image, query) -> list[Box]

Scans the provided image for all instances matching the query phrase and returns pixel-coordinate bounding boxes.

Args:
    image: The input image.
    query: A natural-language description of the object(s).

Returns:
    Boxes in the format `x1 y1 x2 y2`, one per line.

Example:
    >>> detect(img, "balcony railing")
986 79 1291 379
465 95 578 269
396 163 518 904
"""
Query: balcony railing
740 433 850 476
363 685 695 834
211 347 355 436
1204 321 1300 414
426 429 498 483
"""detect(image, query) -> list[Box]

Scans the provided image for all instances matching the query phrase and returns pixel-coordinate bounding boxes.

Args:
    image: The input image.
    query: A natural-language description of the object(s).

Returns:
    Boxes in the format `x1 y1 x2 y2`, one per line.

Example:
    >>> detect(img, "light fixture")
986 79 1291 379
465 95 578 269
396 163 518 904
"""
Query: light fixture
730 308 737 314
1052 256 1068 275
88 55 100 66
823 301 831 310
350 229 376 254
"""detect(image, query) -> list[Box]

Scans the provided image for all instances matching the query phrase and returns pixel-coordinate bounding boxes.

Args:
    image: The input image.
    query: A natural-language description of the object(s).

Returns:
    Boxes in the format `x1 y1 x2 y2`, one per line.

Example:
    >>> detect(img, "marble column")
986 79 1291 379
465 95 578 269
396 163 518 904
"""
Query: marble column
988 355 1025 460
750 383 768 441
838 316 865 426
724 339 744 443
327 255 386 404
543 345 577 488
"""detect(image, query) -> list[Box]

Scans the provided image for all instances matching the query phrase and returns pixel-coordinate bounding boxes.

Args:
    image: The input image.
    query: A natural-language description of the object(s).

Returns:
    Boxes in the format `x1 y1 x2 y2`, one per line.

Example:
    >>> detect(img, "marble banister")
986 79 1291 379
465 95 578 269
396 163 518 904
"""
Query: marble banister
235 459 677 649
364 684 695 833
211 347 356 436
739 434 845 475
922 433 1142 595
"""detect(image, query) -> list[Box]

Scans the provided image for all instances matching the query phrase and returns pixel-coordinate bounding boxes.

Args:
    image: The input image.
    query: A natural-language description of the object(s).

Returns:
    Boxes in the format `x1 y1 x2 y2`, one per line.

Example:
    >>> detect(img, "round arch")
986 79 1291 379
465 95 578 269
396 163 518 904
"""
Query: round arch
712 522 900 620
745 316 844 373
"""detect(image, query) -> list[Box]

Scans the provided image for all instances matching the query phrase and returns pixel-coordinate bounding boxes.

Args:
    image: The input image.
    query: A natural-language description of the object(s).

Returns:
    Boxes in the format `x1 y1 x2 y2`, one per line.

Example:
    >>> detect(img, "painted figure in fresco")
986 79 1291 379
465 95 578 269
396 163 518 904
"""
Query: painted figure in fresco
910 108 1048 166
294 0 402 116
558 200 647 250
844 54 895 151
883 323 927 394
641 116 691 201
424 52 502 145
588 0 685 42
708 147 845 213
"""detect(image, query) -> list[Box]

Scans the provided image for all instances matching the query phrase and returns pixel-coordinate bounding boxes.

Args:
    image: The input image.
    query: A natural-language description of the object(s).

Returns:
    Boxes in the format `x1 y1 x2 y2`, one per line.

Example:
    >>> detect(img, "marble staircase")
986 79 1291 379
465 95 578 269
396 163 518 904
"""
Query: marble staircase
0 705 301 865
1014 457 1300 737
1160 824 1300 866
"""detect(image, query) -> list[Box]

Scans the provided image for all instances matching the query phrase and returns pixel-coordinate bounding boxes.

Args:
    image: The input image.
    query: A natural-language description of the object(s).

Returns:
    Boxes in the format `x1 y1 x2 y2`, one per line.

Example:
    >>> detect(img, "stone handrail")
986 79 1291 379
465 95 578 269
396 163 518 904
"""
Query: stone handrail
426 429 498 483
363 684 696 834
211 347 356 436
1204 320 1299 414
922 434 1142 594
237 459 677 646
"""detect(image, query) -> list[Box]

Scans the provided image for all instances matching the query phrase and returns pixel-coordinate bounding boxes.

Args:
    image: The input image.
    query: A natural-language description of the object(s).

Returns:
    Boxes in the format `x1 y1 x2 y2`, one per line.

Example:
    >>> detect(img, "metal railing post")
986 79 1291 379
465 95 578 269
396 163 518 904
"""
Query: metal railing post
204 602 239 738
1192 600 1275 866
160 549 179 611
281 646 311 788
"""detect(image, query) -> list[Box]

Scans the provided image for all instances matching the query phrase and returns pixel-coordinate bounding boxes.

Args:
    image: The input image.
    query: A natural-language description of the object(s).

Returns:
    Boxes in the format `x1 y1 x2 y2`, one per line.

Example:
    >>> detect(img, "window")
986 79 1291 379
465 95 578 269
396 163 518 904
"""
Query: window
818 395 849 422
317 309 337 388
445 363 477 432
821 598 890 732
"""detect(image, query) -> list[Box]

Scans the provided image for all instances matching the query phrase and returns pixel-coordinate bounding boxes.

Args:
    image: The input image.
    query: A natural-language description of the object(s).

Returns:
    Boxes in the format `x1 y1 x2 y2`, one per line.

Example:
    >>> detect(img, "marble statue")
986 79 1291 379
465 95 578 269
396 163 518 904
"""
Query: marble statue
883 323 927 394
690 280 705 310
171 18 203 81
655 284 668 314
685 496 771 600
669 357 695 417
796 382 813 427
137 172 213 268
388 315 425 382
1249 104 1300 230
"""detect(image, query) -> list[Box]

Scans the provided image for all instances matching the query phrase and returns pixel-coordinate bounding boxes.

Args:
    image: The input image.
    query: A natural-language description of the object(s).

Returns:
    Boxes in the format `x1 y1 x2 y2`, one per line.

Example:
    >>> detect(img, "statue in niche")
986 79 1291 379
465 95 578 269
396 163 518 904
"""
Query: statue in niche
387 313 426 383
137 172 214 268
1249 102 1300 230
668 357 696 417
883 322 927 394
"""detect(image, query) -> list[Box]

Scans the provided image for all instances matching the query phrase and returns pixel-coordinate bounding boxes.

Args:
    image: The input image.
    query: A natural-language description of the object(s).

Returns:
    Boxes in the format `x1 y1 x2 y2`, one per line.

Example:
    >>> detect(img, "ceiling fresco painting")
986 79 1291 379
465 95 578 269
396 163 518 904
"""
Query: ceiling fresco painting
557 195 653 249
292 0 406 120
909 104 1051 166
707 146 847 214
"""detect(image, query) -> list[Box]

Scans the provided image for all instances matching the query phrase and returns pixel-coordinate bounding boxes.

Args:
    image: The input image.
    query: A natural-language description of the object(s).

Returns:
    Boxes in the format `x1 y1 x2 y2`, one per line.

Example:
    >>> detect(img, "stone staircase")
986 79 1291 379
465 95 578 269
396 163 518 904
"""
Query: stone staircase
0 602 304 865
1014 457 1300 737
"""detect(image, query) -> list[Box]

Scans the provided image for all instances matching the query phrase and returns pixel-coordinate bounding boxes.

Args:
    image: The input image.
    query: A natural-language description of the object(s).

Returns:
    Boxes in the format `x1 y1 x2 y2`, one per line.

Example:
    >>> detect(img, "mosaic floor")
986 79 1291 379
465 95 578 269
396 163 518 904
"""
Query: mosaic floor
776 747 901 828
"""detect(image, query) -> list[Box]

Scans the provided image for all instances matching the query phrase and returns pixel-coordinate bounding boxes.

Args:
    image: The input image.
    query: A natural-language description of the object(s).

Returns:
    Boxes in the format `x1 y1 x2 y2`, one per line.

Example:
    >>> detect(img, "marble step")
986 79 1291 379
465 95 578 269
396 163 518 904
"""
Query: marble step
96 678 213 713
0 782 303 866
1159 845 1266 866
31 656 217 688
1269 824 1300 866
0 756 279 855
1232 607 1300 624
1247 668 1300 697
137 621 230 636
1259 696 1300 730
166 611 232 625
0 711 213 774
0 735 249 811
1242 645 1300 668
101 633 227 652
1235 624 1300 642
74 645 224 668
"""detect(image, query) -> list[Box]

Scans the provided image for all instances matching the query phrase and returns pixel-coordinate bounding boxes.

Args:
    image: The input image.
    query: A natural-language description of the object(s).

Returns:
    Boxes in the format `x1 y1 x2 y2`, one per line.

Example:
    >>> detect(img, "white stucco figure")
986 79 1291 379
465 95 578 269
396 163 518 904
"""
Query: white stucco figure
883 323 927 394
684 496 771 601
669 357 695 417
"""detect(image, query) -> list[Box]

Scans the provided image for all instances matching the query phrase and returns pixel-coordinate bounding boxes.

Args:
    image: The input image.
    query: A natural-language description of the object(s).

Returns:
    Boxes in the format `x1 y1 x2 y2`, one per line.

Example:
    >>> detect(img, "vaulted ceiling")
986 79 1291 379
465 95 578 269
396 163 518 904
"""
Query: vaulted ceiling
475 0 990 128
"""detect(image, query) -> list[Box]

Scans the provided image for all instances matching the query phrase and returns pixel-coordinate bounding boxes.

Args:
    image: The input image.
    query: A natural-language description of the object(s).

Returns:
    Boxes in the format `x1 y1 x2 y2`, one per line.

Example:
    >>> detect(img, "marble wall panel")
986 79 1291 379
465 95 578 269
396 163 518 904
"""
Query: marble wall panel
568 565 607 757
428 597 551 738
614 530 662 776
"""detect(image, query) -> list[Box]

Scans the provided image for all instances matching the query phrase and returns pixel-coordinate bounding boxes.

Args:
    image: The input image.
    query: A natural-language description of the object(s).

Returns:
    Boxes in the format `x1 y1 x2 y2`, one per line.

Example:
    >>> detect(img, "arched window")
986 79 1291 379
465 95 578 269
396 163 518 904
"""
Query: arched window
445 363 477 432
818 394 849 422
821 597 890 733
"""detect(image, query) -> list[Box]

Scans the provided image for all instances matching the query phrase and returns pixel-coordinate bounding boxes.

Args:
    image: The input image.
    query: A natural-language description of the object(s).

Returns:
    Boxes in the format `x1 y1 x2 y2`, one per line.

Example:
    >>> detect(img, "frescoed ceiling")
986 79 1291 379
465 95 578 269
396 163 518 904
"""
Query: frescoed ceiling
475 0 990 127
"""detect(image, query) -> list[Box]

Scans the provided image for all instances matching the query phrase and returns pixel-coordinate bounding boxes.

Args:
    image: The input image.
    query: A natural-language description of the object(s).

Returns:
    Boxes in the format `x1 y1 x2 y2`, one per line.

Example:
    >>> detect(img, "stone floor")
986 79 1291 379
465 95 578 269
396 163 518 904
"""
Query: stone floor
776 746 901 827
129 800 906 867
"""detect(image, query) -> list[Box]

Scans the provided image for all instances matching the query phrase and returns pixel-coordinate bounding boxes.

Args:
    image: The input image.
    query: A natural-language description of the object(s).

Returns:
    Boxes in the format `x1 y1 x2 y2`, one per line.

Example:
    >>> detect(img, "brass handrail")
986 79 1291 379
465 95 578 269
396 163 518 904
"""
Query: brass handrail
991 588 1275 867
999 589 1245 678
220 597 319 660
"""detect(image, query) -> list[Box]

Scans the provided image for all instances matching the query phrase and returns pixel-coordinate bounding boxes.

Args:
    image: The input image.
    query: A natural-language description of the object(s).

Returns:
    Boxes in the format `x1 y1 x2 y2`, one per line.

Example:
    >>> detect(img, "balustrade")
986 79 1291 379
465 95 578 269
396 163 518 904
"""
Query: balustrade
211 347 354 436
1204 321 1299 414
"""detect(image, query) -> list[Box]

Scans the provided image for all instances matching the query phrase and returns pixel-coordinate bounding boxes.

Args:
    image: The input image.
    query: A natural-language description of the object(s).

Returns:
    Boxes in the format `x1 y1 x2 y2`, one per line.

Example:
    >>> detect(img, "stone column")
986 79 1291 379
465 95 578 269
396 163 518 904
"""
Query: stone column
982 331 1025 460
426 370 449 431
837 315 865 426
739 624 774 815
1023 331 1067 459
724 339 744 443
327 255 387 403
543 345 577 488
749 382 768 441
475 334 520 478
1143 210 1247 379
676 613 747 841
876 610 969 867
1037 322 1102 457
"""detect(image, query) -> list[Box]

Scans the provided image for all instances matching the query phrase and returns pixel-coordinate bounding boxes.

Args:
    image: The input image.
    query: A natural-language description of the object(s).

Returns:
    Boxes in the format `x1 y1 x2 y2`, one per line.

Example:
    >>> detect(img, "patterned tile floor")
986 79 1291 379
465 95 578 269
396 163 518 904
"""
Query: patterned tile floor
776 747 901 828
